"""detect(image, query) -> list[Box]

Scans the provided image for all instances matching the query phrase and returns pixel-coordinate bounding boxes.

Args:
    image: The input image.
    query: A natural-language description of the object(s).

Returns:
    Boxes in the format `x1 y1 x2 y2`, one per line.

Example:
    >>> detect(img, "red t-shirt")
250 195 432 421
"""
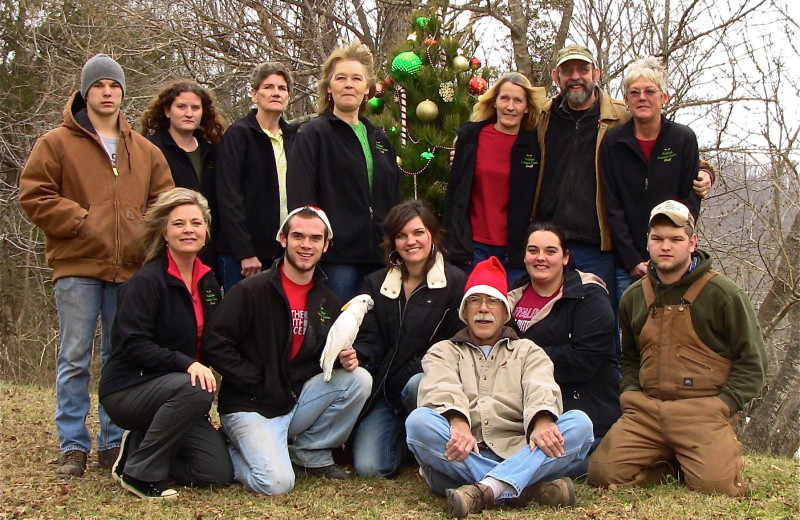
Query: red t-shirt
166 250 212 361
512 284 560 333
281 265 314 361
470 124 517 246
637 138 657 162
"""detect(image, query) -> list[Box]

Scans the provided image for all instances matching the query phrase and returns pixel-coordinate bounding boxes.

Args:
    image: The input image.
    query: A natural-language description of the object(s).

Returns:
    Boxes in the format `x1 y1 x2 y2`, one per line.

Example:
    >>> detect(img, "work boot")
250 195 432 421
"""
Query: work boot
56 450 87 477
445 483 494 518
293 463 354 480
509 477 575 508
97 446 119 469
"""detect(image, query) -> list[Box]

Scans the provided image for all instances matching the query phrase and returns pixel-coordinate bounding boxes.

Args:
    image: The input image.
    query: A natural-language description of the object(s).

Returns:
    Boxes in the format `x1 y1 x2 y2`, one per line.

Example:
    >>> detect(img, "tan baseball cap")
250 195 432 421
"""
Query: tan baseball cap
555 45 596 67
649 200 695 231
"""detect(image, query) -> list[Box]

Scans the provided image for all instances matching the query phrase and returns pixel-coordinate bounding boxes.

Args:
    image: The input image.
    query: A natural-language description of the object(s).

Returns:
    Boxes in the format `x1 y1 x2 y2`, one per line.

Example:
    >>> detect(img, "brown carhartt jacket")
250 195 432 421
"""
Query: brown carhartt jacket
19 91 173 282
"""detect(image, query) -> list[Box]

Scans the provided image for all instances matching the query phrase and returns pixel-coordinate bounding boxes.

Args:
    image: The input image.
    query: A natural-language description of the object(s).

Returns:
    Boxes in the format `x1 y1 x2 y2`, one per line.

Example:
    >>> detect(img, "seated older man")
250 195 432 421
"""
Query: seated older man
405 257 594 518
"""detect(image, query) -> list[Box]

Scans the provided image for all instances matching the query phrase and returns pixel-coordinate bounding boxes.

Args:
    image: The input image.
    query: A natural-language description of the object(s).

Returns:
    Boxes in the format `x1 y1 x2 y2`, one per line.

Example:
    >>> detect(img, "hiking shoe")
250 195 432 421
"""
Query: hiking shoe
120 473 178 500
445 483 495 518
294 463 353 480
509 477 575 508
97 446 119 469
55 450 87 477
111 431 132 482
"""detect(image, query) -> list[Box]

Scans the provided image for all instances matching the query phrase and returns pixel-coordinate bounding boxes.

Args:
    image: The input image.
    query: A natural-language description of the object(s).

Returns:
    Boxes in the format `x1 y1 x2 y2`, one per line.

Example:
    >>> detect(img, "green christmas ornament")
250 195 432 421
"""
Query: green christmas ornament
416 16 430 27
421 151 435 161
367 97 384 114
391 51 422 81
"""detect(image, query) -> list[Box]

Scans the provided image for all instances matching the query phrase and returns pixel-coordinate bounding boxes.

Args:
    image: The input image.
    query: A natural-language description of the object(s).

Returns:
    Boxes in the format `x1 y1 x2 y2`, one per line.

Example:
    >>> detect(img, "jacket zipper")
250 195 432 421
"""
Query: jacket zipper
372 283 427 413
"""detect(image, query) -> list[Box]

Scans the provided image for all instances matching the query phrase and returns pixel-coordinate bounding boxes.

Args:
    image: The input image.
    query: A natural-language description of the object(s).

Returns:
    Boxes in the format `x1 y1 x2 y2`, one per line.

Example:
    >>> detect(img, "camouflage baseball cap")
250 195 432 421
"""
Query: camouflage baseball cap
555 45 596 67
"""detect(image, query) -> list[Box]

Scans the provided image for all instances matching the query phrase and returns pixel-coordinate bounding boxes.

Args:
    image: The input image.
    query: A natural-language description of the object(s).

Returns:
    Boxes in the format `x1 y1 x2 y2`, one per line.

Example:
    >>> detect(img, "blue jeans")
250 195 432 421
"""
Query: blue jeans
406 408 593 499
615 266 637 309
468 242 526 285
221 368 371 495
218 254 245 291
566 241 616 305
54 277 124 453
320 263 382 302
352 373 423 478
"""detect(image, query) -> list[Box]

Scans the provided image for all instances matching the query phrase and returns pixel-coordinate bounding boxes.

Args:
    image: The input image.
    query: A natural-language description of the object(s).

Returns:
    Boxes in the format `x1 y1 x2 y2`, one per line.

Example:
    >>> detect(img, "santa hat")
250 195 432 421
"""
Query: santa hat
458 256 511 323
276 205 333 242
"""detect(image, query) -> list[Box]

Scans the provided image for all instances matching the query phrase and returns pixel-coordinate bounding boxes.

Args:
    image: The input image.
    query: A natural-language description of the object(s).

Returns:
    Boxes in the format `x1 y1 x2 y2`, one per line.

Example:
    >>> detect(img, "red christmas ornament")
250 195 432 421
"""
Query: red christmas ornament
375 82 385 98
469 57 482 70
424 37 438 46
468 76 489 95
384 76 394 88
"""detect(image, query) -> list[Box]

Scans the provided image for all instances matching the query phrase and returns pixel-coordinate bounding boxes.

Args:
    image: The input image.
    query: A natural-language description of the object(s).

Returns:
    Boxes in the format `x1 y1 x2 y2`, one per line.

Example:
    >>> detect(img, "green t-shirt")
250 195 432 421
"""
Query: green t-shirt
187 148 202 184
347 121 374 192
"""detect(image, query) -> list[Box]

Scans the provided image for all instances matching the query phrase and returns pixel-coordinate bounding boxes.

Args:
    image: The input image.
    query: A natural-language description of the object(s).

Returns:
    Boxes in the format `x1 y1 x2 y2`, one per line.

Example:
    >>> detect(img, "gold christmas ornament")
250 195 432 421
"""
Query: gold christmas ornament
453 55 469 72
416 99 439 122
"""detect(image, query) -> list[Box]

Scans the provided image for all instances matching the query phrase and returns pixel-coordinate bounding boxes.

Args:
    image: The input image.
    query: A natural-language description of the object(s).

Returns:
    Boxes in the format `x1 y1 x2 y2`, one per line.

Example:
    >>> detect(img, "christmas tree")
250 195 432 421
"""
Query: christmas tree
369 1 494 215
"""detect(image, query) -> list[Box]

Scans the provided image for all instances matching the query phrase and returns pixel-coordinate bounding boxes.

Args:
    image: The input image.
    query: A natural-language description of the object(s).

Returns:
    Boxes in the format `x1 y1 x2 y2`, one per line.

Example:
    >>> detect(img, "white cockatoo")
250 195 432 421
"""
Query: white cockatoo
319 294 374 381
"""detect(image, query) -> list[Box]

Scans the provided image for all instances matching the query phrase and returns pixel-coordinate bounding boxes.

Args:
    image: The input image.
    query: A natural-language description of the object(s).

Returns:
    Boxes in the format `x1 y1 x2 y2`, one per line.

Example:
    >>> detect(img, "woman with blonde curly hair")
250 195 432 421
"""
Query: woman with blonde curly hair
288 41 401 301
444 72 544 283
99 187 232 499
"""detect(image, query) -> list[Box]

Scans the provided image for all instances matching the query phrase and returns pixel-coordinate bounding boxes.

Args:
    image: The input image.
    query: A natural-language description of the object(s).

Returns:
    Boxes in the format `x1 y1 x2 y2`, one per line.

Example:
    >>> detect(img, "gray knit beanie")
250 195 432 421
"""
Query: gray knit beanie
80 54 126 100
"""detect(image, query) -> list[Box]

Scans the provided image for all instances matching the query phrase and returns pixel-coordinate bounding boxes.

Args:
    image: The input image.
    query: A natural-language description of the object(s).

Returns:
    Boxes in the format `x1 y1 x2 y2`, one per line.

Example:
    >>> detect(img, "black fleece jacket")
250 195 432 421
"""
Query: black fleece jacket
509 268 621 438
215 111 297 265
148 130 219 269
600 117 700 271
99 252 221 399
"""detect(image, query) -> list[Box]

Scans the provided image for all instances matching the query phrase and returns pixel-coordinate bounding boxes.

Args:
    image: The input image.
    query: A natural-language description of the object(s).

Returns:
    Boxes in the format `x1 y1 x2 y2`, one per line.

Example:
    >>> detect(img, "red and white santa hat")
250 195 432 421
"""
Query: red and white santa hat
275 205 334 242
458 256 511 323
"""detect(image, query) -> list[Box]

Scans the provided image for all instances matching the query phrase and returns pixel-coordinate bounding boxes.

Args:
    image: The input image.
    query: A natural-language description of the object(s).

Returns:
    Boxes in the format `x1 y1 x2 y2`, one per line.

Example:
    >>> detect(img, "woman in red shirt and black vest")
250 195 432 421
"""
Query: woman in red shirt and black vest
444 72 542 283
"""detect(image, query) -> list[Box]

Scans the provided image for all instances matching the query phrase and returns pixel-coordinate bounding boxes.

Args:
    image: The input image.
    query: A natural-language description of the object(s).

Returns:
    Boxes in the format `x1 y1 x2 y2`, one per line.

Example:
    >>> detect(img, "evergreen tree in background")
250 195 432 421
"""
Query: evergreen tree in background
369 1 493 215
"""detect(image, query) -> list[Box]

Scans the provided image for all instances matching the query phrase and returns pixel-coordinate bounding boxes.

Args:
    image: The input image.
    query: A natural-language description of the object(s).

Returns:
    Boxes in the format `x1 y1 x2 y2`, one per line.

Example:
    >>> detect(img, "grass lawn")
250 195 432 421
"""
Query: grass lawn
2 382 797 519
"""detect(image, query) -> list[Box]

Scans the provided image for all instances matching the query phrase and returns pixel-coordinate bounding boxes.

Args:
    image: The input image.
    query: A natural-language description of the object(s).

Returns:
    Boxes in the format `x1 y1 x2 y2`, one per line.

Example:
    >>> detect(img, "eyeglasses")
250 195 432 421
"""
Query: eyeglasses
627 88 661 99
465 295 504 309
558 64 593 76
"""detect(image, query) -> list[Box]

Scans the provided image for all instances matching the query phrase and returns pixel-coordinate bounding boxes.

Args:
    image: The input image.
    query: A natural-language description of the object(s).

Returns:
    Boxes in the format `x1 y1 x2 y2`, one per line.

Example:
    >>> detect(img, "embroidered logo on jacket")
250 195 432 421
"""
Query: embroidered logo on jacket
204 290 219 306
375 142 389 154
318 308 331 323
657 148 678 162
521 154 539 168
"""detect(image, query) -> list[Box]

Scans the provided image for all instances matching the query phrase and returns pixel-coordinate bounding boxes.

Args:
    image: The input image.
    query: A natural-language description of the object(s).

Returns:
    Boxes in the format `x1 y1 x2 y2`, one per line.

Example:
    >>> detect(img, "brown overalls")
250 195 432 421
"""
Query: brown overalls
588 271 747 496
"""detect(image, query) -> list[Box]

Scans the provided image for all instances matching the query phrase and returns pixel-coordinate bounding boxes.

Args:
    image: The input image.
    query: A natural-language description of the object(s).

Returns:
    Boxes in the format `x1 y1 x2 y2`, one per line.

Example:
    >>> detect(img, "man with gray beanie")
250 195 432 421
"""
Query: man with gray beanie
19 53 173 477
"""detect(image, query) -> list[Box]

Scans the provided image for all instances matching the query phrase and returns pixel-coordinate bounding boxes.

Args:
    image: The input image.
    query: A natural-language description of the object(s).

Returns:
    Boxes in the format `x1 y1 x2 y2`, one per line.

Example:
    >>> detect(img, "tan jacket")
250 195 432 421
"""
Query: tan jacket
19 91 173 282
532 90 629 251
418 327 562 459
